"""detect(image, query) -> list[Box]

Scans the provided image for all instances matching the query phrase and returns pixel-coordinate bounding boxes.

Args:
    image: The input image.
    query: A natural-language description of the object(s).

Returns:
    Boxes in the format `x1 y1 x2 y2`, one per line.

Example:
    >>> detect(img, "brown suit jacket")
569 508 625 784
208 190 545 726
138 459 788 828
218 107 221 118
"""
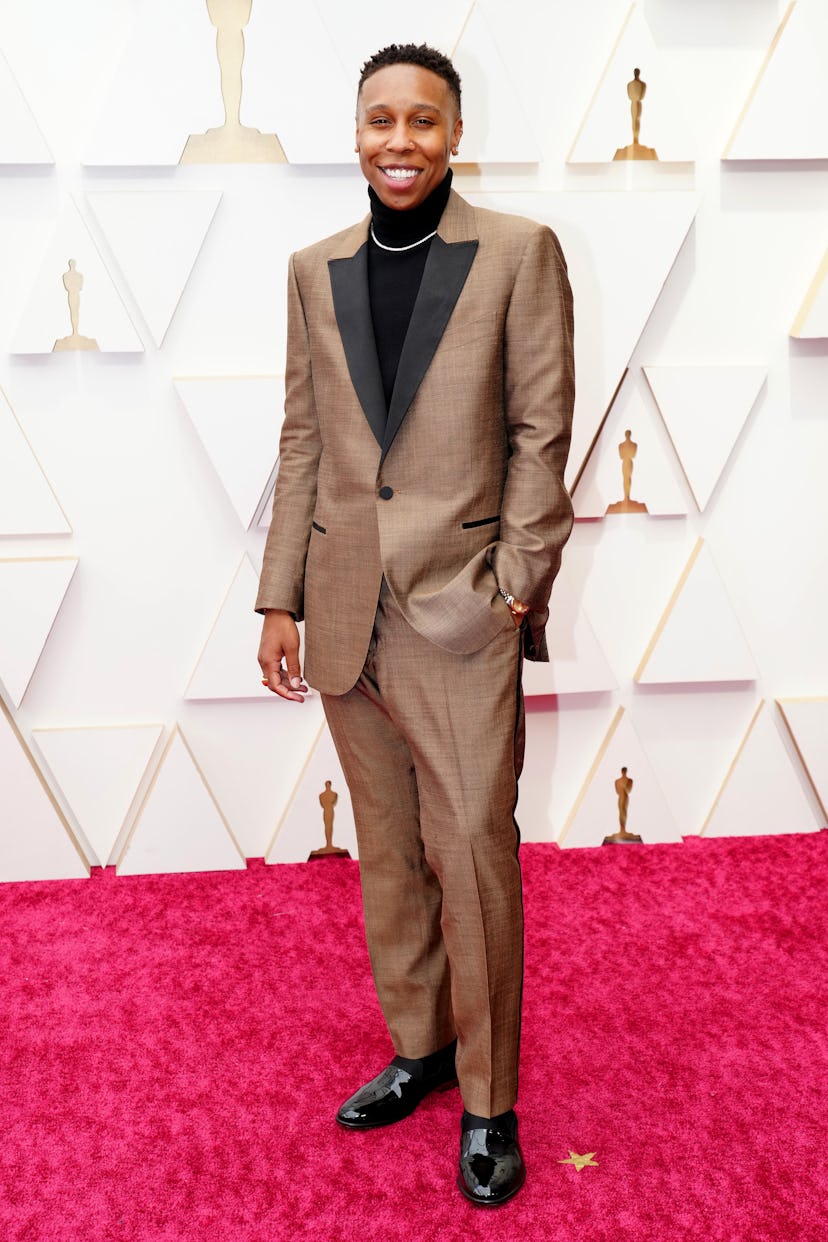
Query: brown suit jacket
256 189 575 696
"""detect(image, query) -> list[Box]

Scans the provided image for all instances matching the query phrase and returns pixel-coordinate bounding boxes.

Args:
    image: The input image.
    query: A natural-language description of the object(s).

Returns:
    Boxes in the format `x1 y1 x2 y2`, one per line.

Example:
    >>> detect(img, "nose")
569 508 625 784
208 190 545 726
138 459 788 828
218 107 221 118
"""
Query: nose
385 120 414 152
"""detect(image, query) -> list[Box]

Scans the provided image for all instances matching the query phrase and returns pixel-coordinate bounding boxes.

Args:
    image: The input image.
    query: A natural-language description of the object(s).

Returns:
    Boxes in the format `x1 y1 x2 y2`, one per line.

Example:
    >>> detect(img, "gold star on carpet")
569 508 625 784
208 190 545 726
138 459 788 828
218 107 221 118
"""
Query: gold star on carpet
558 1151 599 1171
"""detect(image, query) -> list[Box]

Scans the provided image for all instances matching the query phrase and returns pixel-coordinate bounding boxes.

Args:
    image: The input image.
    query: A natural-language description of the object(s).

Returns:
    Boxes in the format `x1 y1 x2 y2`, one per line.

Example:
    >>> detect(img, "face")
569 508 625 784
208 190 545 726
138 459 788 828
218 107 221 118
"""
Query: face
355 63 462 210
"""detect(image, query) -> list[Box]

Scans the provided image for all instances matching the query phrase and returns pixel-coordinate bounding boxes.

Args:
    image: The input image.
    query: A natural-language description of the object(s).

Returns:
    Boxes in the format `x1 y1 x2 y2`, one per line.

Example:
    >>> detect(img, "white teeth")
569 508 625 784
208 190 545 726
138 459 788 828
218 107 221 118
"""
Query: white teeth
383 168 419 180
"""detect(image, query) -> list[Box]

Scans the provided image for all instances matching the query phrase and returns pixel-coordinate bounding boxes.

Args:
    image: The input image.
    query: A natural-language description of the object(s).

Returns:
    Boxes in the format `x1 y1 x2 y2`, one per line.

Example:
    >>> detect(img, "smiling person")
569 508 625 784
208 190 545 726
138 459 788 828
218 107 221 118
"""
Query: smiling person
256 43 574 1207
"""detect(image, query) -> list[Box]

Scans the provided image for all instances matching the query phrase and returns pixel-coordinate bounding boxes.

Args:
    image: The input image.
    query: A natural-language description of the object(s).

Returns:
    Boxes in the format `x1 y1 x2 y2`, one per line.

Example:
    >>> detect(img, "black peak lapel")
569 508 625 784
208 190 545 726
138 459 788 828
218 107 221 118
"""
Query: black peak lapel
381 236 478 464
328 244 386 449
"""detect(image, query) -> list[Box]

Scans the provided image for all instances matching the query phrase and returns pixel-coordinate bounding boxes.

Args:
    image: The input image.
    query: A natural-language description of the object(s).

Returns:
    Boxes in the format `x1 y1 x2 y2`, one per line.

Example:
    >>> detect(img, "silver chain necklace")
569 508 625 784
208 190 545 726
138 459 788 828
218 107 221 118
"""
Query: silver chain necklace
370 224 438 253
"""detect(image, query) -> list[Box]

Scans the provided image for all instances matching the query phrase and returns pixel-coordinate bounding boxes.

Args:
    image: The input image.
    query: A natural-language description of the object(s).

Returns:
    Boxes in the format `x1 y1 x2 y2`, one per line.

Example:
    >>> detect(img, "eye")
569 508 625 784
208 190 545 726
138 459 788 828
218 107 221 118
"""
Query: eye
414 118 435 127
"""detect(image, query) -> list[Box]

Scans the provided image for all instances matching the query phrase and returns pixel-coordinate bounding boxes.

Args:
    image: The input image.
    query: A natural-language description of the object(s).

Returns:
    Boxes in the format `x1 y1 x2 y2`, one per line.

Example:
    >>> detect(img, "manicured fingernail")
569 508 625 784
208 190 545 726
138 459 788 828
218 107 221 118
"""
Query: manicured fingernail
290 677 302 688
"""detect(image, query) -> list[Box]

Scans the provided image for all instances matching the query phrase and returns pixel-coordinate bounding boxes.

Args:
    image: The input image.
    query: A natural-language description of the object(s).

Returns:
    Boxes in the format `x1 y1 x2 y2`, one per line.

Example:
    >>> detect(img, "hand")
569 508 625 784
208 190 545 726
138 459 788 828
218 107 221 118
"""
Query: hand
258 610 308 703
501 592 530 629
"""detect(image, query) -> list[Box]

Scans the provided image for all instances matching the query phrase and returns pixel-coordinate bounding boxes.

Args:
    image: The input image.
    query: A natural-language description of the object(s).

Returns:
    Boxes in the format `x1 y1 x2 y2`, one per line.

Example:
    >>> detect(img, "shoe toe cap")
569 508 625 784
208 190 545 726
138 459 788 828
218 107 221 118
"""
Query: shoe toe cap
458 1130 526 1206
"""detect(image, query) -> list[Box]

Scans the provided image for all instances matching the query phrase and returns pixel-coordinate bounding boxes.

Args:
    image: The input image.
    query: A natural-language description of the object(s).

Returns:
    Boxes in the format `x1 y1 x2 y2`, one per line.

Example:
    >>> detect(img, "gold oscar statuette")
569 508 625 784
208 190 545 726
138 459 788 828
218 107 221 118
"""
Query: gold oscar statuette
181 0 287 164
613 68 658 162
603 767 644 845
52 259 99 352
308 780 351 861
605 429 649 514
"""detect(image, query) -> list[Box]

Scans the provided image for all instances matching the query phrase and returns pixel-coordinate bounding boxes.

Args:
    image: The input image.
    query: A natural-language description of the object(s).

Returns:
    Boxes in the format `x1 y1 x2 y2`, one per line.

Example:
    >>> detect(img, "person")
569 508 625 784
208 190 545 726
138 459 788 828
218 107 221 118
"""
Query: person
256 43 574 1207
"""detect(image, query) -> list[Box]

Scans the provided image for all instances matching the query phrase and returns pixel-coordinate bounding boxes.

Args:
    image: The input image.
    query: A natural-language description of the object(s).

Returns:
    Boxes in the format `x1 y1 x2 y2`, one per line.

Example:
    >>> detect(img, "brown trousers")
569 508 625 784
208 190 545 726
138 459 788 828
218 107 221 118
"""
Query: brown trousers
322 580 525 1117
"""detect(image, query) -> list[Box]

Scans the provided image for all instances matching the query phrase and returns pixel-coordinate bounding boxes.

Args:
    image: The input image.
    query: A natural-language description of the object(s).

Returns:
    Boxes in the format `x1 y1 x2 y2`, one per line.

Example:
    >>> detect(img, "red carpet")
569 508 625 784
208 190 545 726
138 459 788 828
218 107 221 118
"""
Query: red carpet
1 834 826 1241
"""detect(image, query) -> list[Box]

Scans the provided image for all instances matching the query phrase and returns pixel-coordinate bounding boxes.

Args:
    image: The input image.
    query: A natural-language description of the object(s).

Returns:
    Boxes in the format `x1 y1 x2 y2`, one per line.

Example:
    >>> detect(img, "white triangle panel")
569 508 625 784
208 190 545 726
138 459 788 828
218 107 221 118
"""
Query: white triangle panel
83 1 226 166
777 699 828 823
702 702 820 837
241 1 356 163
518 698 603 843
643 365 766 510
0 558 78 708
791 250 828 339
32 725 164 868
0 700 88 881
267 722 358 863
522 573 616 697
175 377 282 529
12 198 143 354
313 0 471 84
636 540 757 686
186 555 273 701
118 728 246 875
452 4 540 163
257 481 275 531
573 385 687 518
182 697 326 859
559 707 681 848
568 3 696 163
469 192 699 489
83 1 353 165
0 388 71 535
725 0 828 161
86 191 222 347
0 51 53 165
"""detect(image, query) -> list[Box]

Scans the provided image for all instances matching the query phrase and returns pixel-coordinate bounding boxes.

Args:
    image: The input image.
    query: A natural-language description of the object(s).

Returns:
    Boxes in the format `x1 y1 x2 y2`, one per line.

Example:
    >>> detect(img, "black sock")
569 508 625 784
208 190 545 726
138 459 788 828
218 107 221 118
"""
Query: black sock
461 1108 517 1139
391 1037 457 1080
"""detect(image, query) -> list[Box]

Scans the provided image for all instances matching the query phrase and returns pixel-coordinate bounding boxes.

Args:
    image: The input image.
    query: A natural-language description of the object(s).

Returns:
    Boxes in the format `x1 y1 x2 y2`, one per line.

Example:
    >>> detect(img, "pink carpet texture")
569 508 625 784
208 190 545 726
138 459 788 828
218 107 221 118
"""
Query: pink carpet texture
1 832 826 1242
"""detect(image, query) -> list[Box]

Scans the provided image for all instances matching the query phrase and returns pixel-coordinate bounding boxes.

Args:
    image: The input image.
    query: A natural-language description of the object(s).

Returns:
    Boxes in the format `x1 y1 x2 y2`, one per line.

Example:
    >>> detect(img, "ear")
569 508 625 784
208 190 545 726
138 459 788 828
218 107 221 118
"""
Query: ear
452 115 463 153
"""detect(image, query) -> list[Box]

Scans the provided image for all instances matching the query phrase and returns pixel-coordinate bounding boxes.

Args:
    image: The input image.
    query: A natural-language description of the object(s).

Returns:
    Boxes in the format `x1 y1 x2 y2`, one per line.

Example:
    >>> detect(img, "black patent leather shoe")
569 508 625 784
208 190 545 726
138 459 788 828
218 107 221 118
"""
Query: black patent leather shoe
336 1043 458 1130
457 1115 526 1207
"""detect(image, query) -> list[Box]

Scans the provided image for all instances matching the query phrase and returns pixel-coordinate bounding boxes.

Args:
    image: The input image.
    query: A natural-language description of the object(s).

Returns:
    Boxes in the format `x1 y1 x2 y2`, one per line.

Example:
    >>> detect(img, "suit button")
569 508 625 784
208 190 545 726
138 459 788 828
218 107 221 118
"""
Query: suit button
379 486 394 500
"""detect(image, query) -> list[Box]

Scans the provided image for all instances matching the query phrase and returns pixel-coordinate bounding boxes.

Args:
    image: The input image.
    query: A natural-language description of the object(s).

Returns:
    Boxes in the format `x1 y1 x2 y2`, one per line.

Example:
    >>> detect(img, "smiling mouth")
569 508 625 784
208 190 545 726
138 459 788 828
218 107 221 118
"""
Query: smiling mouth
379 167 422 183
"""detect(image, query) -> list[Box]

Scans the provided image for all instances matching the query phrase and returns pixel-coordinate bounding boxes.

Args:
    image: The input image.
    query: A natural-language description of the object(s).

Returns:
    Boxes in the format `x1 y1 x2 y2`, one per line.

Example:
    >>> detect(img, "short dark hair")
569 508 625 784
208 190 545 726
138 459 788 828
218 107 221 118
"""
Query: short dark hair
358 44 462 114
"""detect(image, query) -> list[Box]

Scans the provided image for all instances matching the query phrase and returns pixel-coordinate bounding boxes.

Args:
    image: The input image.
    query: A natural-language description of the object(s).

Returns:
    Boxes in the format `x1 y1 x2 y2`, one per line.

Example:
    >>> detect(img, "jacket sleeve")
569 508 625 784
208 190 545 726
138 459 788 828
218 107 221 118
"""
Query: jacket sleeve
255 252 322 619
491 224 575 658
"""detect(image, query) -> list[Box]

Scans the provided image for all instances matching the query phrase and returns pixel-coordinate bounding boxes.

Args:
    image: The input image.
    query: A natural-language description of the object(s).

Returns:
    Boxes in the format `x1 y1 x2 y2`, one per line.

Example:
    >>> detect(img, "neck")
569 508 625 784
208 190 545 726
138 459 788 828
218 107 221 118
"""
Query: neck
368 170 453 246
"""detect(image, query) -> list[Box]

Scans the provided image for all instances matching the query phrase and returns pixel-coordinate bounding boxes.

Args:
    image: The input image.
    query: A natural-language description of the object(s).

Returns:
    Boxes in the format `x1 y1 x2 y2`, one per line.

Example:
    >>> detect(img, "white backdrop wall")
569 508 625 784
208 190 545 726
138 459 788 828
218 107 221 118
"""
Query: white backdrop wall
1 0 826 881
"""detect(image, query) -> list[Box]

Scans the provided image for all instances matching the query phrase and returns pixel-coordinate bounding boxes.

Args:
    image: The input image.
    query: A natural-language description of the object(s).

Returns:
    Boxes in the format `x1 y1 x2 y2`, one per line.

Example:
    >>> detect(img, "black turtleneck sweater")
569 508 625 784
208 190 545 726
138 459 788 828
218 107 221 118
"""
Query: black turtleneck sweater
367 170 453 409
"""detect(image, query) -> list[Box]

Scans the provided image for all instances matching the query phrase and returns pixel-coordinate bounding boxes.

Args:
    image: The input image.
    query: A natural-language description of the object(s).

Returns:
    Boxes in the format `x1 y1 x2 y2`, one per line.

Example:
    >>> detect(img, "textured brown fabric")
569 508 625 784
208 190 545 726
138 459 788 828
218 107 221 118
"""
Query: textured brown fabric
256 187 574 1117
255 190 575 695
323 581 526 1117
